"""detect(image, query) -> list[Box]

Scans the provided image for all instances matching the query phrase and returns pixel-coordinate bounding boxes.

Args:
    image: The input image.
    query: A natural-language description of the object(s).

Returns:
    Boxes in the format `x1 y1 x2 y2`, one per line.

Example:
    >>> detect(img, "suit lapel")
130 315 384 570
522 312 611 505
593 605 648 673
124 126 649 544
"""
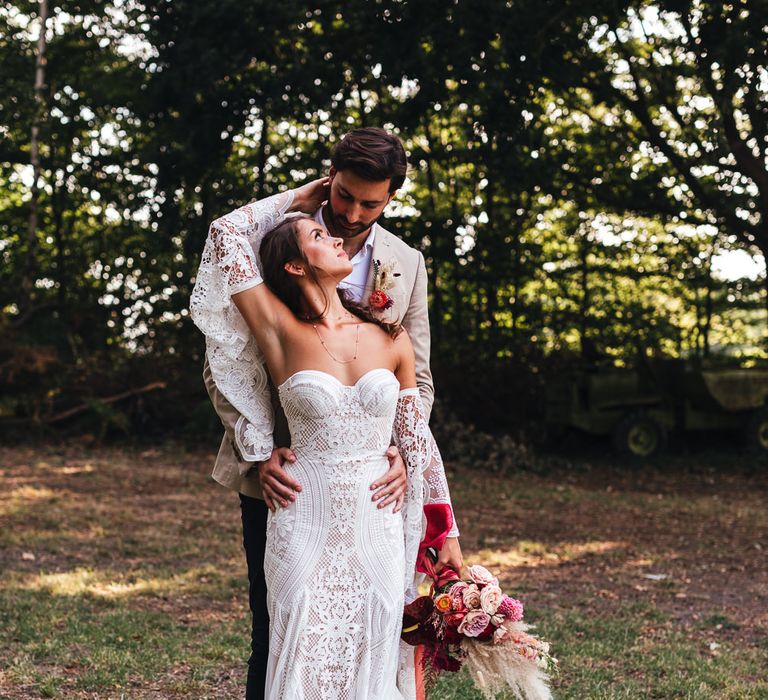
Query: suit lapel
365 225 405 324
363 224 389 296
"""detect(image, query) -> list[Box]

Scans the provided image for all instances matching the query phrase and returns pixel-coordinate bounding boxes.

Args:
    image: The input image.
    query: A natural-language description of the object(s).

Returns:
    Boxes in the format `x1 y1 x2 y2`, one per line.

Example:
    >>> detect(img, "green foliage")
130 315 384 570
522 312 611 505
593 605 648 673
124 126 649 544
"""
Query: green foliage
0 1 765 436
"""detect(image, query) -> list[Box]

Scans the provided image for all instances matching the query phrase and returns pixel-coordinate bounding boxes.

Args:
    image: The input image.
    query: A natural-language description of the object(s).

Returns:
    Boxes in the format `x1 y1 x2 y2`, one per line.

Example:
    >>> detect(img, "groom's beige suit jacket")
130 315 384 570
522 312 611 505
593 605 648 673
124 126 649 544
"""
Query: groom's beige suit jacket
204 209 434 499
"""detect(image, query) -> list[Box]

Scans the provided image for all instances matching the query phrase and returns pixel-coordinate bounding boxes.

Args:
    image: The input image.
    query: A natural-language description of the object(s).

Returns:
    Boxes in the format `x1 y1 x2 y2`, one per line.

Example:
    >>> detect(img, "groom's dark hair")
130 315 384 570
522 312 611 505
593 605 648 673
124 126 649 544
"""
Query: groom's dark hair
331 127 407 192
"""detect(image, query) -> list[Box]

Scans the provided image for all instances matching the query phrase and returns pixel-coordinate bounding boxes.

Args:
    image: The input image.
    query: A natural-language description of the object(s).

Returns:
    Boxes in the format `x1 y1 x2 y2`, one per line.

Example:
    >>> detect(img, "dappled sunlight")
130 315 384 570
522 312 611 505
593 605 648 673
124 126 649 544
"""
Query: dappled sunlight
0 485 58 517
3 485 57 501
58 464 96 475
471 539 628 570
18 564 233 599
624 557 657 568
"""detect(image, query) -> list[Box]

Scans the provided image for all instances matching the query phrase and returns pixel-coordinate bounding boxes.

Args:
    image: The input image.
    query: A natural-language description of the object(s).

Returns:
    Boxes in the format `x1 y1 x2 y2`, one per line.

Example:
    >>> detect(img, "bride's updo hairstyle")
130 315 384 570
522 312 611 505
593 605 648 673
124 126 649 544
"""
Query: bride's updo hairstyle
259 215 401 338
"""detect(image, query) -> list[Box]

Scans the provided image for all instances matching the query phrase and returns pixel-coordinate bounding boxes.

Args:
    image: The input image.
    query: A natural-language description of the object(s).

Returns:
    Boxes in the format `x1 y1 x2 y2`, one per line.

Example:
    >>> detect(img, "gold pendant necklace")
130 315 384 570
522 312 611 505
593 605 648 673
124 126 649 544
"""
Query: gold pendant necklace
312 323 360 364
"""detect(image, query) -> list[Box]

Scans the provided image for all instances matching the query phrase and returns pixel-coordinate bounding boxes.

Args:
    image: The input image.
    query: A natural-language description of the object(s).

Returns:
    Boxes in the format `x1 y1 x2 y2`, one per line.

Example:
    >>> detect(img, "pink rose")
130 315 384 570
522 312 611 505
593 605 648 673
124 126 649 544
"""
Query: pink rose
462 583 481 610
457 610 491 638
468 565 498 587
480 584 503 615
497 596 524 622
447 581 468 602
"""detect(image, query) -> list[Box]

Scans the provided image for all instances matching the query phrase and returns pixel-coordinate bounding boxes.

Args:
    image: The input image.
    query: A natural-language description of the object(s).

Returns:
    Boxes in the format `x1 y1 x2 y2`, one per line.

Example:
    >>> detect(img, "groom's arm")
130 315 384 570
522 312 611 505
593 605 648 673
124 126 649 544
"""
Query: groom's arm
401 252 434 420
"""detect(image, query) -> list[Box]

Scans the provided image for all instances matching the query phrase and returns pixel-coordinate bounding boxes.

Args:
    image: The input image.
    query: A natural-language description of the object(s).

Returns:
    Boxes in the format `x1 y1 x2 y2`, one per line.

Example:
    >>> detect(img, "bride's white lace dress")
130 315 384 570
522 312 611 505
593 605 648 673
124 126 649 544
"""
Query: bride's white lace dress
189 191 459 698
265 368 406 699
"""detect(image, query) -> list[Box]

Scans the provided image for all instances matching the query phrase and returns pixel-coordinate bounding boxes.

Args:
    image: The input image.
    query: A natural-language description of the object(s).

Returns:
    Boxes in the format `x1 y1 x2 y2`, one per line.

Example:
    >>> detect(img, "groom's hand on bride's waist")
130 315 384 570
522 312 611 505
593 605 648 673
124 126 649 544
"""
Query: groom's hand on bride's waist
259 447 299 512
370 447 406 514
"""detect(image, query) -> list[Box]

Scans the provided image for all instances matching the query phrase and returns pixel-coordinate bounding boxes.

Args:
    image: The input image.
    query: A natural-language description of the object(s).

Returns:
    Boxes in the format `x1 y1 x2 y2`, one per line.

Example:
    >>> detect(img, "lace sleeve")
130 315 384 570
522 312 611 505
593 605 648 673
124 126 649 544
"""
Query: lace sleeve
394 388 460 585
190 191 294 462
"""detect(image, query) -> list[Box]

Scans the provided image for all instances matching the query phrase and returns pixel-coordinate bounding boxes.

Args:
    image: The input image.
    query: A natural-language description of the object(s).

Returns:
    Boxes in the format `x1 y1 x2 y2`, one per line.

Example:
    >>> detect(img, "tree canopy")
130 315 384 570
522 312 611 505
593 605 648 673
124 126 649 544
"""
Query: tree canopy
1 0 765 437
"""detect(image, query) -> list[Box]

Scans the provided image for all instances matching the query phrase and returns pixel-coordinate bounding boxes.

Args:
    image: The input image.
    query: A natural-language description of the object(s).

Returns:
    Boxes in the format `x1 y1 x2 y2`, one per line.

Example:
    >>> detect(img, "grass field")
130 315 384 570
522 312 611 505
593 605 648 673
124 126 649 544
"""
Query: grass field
1 444 767 699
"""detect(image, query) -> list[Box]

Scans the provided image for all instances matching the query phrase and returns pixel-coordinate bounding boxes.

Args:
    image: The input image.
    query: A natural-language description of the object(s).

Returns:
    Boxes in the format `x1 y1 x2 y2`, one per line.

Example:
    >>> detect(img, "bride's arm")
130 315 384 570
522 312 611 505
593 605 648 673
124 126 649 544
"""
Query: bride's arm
191 183 327 471
393 332 463 574
208 209 299 366
191 179 330 461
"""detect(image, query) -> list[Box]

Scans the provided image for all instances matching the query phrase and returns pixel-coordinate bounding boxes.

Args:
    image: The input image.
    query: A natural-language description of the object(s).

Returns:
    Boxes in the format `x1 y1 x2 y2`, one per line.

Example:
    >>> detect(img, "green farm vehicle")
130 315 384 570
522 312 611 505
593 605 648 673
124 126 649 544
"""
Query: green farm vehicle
545 360 768 458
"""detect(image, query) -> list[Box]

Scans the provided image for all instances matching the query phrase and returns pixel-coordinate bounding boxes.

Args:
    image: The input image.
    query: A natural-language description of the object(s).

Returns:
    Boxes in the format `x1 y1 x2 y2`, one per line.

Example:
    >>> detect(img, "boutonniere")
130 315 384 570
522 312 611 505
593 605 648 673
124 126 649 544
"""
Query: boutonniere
369 258 400 311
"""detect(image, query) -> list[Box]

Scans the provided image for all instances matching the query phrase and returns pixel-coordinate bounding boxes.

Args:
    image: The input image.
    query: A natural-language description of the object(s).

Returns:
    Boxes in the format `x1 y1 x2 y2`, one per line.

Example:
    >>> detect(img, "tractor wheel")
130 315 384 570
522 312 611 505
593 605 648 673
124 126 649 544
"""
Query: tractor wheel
612 412 666 460
744 406 768 458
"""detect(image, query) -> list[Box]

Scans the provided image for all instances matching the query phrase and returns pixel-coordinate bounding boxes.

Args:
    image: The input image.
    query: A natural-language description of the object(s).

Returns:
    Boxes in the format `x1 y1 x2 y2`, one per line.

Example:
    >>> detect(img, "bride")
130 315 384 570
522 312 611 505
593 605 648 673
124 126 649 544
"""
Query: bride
194 210 460 698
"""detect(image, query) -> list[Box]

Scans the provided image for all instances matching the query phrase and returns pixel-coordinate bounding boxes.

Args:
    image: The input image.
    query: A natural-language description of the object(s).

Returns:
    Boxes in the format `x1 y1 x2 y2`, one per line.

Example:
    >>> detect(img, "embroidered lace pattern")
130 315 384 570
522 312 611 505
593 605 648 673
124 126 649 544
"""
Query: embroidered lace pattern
189 191 294 461
264 368 409 699
394 389 460 545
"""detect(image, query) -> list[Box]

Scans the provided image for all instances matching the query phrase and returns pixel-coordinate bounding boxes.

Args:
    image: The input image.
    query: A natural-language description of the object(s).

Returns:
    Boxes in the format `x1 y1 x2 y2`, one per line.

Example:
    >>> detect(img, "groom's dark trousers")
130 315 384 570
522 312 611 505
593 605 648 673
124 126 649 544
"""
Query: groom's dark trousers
240 494 270 700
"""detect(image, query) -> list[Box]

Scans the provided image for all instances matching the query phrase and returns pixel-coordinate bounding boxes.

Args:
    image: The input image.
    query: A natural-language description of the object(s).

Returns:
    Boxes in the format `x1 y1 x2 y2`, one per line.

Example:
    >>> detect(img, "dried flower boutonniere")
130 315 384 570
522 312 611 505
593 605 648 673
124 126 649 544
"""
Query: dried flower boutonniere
369 258 399 311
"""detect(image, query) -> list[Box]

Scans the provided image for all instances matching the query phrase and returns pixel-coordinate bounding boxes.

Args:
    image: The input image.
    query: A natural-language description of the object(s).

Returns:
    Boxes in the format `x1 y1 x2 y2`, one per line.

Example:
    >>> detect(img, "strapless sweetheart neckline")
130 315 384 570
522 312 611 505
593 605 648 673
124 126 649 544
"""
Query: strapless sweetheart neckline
277 367 397 391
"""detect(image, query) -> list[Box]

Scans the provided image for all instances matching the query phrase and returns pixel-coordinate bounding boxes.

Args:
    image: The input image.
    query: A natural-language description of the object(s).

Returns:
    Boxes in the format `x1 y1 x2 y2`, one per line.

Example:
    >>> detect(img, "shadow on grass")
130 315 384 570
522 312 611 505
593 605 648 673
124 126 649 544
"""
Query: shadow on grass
2 445 768 698
1 585 247 698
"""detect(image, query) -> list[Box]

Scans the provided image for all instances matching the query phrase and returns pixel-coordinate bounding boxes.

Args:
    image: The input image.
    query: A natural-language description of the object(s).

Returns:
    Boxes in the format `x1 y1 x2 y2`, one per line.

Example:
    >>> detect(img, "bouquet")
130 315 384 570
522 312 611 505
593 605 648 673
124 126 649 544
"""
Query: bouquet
402 562 555 700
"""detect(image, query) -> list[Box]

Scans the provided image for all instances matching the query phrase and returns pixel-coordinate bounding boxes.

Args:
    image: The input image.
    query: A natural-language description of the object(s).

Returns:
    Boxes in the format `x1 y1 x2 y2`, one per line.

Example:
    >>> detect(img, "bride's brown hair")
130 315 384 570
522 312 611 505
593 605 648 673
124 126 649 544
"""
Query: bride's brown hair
259 215 401 338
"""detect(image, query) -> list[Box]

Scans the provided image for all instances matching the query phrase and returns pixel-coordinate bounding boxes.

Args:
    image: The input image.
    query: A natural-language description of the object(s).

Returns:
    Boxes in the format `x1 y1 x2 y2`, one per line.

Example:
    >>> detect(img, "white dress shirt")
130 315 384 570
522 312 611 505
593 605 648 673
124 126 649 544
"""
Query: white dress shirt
316 207 376 305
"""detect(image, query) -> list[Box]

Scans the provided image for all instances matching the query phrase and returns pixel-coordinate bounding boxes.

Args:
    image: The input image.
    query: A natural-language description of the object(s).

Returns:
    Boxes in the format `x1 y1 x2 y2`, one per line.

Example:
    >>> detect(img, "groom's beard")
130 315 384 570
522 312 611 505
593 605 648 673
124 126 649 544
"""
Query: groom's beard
324 200 377 239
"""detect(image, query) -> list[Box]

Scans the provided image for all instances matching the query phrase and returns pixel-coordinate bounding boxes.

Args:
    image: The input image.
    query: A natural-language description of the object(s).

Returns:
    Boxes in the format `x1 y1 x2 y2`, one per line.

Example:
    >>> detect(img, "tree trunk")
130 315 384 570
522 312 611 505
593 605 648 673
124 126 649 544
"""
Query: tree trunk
511 242 520 343
255 113 269 197
703 263 713 360
421 120 443 348
693 284 702 360
26 0 49 304
763 261 768 337
578 225 590 360
52 168 66 307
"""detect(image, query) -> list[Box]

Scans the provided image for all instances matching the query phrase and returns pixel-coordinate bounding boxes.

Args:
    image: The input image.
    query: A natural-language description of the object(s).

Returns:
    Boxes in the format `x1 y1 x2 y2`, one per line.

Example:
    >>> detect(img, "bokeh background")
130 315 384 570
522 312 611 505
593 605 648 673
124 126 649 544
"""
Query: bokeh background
3 3 768 699
2 0 766 445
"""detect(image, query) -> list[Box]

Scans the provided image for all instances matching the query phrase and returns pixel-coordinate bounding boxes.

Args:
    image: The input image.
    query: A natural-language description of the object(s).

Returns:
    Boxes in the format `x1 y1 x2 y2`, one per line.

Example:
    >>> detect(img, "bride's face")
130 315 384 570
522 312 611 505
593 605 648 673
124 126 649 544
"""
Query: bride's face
293 218 352 280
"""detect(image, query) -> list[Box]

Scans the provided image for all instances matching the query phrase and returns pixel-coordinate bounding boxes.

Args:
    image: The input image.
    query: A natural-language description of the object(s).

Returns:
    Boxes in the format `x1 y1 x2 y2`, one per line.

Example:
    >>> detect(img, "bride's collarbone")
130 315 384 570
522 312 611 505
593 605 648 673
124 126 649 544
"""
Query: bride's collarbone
284 323 394 370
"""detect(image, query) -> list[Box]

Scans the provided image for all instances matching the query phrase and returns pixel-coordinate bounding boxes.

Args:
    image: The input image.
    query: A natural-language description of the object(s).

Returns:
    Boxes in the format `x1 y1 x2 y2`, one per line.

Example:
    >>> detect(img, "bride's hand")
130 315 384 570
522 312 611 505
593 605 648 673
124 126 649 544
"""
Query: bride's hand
436 537 463 574
291 176 331 214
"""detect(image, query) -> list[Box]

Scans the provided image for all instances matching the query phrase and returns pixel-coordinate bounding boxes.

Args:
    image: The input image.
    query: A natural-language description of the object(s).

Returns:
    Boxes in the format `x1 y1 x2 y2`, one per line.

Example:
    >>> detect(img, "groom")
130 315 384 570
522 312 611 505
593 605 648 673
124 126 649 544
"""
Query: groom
203 127 461 699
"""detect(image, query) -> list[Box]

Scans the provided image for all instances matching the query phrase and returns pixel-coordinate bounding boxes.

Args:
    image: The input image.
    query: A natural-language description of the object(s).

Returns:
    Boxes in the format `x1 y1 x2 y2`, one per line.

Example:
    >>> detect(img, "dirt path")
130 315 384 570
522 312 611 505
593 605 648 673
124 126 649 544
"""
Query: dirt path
451 455 768 645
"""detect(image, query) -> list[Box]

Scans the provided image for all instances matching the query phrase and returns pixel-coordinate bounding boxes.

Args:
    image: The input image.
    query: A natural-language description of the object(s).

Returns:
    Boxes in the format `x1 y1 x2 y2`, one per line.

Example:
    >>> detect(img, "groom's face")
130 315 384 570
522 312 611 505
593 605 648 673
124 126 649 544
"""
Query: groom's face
325 168 394 239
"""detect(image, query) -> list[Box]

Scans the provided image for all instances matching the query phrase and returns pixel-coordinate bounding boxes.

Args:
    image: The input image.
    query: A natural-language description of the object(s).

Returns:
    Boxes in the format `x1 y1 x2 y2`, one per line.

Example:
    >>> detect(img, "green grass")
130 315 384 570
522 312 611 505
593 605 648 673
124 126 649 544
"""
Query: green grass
1 445 767 698
432 604 768 699
1 585 248 698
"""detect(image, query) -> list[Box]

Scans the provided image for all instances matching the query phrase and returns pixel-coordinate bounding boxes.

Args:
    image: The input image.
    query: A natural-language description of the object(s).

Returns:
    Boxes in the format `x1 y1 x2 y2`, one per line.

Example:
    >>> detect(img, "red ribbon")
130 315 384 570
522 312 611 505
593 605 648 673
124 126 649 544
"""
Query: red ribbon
416 503 459 588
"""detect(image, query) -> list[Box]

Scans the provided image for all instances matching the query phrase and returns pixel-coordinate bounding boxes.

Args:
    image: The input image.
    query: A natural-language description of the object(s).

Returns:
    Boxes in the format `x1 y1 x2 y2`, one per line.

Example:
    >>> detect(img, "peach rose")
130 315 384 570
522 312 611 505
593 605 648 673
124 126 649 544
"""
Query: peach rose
480 584 503 615
462 583 481 610
468 564 498 587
